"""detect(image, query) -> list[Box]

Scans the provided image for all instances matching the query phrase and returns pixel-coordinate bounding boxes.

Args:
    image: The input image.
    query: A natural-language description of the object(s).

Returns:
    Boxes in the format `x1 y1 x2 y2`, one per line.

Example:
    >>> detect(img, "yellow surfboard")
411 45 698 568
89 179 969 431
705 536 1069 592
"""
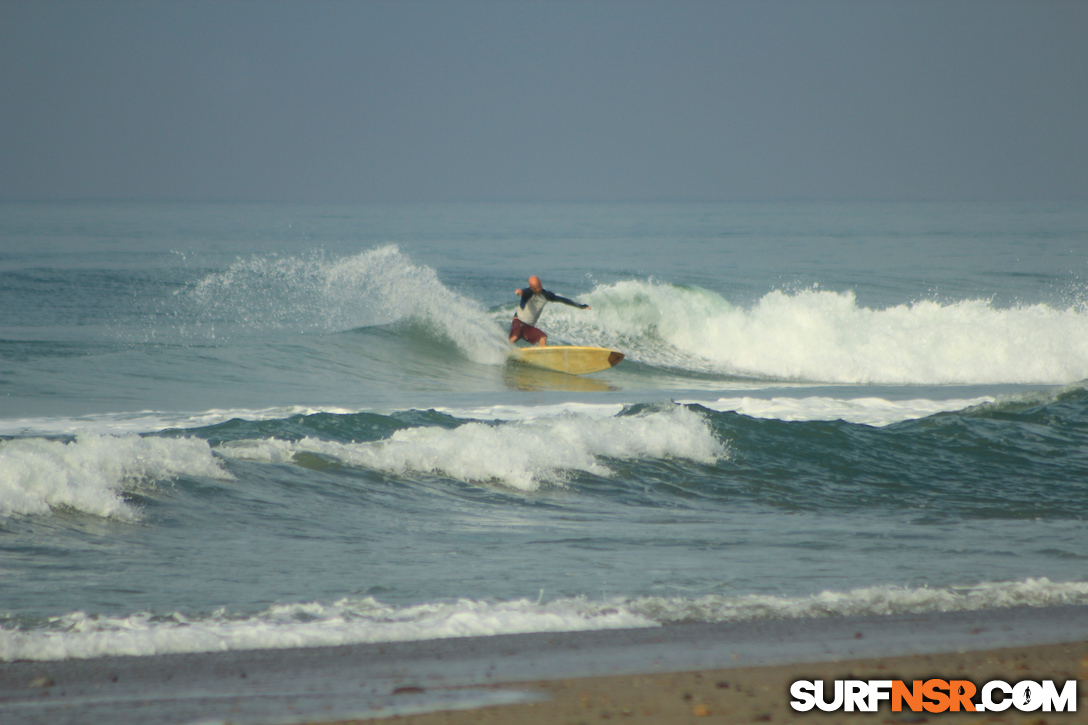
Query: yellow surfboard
510 345 624 375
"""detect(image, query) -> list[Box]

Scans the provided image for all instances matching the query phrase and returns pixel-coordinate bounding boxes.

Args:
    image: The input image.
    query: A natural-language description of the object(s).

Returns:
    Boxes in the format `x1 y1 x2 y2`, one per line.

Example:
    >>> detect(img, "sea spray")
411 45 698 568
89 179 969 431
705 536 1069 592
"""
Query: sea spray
180 245 509 363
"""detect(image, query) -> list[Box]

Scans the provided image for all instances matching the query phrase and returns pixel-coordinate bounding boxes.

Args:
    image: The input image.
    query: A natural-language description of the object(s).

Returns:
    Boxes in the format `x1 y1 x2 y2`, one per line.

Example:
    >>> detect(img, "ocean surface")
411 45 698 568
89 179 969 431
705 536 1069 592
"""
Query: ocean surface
2 201 1088 662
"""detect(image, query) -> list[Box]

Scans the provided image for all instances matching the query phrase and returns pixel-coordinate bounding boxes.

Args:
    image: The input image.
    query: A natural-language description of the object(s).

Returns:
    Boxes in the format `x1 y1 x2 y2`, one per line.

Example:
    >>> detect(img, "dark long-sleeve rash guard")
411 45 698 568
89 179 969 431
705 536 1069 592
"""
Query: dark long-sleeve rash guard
514 288 588 326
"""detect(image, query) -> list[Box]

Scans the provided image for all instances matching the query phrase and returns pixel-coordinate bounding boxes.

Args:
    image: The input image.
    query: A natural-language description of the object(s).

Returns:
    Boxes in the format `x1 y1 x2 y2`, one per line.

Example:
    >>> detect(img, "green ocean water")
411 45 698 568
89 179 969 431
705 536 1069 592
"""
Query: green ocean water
2 201 1088 661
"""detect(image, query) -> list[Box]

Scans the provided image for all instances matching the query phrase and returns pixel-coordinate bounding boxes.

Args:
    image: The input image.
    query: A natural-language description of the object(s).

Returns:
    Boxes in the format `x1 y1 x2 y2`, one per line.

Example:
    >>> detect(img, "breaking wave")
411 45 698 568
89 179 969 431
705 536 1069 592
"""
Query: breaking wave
216 405 725 491
0 435 230 519
554 281 1088 384
4 578 1085 661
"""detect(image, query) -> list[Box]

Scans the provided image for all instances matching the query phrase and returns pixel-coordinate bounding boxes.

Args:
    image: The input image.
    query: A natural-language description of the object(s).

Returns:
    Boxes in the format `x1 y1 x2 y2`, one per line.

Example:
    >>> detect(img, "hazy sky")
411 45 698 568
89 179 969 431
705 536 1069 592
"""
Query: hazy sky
2 1 1086 203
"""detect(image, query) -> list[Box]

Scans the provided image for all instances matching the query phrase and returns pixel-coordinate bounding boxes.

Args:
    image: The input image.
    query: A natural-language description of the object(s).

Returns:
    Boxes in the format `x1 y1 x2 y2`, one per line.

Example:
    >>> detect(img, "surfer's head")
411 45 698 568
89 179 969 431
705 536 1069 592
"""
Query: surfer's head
528 275 543 292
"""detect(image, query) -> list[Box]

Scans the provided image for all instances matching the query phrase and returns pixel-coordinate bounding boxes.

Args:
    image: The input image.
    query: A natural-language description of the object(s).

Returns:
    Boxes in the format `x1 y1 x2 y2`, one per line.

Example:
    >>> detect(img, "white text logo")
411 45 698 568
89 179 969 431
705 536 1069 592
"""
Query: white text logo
790 679 1077 713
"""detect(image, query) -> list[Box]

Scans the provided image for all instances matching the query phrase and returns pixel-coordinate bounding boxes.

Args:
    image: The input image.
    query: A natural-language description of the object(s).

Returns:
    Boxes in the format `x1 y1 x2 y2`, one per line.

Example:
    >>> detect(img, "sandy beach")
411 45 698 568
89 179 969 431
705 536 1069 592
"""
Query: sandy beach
2 605 1086 724
353 640 1087 725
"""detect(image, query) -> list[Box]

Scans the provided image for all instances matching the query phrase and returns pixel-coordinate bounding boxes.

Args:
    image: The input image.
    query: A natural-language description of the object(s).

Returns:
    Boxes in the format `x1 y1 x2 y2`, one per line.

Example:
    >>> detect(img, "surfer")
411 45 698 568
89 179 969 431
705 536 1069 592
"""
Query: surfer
509 275 590 347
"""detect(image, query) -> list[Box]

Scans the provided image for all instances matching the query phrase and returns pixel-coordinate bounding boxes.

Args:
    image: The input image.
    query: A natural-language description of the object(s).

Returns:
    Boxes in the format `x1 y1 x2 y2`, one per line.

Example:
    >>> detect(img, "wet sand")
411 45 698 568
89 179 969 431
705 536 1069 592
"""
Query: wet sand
2 605 1086 724
352 640 1087 725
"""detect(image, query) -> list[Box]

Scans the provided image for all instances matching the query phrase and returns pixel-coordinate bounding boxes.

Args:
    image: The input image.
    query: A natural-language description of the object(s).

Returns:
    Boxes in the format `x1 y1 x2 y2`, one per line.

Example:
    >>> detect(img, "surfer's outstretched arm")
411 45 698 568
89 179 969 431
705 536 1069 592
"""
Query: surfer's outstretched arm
543 290 590 310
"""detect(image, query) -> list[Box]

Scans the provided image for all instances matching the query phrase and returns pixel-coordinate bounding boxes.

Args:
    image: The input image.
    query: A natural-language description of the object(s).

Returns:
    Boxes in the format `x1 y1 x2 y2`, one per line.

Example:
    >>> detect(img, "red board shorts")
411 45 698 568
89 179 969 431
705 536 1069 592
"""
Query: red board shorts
509 317 546 345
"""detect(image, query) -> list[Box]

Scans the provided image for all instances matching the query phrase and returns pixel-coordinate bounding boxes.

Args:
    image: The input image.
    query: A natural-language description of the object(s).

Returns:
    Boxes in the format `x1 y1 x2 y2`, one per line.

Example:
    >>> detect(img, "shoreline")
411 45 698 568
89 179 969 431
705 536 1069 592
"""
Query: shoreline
2 604 1087 724
356 639 1087 725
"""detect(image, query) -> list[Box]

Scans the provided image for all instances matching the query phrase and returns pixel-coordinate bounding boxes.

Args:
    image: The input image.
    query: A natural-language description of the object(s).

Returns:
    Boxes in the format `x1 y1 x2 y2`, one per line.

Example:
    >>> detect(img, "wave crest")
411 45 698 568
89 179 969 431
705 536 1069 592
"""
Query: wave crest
0 435 230 519
217 405 725 491
180 245 509 363
566 281 1088 384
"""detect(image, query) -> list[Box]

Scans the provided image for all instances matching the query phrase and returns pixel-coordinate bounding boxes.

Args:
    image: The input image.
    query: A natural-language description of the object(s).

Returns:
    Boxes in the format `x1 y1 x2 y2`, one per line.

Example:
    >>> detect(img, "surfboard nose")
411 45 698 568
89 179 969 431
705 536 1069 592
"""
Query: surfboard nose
608 351 625 367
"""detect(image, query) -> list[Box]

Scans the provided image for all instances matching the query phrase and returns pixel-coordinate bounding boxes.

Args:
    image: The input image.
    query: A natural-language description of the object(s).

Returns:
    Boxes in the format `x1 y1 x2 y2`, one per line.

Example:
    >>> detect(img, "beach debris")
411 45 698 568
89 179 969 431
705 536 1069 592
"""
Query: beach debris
692 703 712 716
28 676 55 689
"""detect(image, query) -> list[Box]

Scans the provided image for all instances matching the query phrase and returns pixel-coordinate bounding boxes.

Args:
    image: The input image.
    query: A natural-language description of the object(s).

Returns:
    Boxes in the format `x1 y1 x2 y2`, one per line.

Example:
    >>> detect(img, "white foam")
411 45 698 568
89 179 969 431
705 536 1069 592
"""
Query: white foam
432 402 627 422
217 405 726 491
629 578 1088 622
560 281 1088 385
694 395 996 427
4 578 1085 661
0 597 655 662
0 393 1001 445
0 404 628 439
182 244 510 364
0 435 231 519
0 406 362 438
